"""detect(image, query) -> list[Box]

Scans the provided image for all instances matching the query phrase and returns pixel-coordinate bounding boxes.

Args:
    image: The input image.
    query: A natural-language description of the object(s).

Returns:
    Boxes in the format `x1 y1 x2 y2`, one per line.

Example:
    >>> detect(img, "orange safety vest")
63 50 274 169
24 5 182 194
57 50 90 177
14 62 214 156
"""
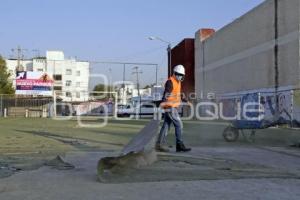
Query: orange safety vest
162 75 181 108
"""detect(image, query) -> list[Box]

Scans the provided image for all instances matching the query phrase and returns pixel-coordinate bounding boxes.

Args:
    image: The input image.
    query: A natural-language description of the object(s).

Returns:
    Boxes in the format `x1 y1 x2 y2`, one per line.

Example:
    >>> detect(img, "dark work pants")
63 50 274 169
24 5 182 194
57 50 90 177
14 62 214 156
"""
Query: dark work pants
156 107 183 145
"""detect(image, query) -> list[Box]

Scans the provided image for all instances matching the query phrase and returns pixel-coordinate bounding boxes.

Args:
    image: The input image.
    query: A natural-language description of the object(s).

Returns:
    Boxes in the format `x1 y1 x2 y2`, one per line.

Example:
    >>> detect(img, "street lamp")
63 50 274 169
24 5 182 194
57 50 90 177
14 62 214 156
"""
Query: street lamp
148 36 172 77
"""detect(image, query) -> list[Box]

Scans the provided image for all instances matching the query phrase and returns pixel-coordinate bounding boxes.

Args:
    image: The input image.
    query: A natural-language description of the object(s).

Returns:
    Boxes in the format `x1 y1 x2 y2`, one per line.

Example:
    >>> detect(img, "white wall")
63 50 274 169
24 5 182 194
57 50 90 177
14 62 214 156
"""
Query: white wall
46 51 64 61
62 60 89 102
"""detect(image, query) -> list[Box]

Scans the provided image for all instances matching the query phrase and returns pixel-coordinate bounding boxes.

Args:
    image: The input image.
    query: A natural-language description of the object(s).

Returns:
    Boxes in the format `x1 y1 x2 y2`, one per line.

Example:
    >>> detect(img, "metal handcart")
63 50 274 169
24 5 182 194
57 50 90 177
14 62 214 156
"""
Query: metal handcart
221 89 297 142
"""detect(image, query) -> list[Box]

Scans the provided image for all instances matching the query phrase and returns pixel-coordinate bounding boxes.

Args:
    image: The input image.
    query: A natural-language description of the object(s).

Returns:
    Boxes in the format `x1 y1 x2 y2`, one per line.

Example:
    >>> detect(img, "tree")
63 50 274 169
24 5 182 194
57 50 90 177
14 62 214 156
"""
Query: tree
143 84 155 89
93 83 115 99
93 84 114 93
0 56 14 94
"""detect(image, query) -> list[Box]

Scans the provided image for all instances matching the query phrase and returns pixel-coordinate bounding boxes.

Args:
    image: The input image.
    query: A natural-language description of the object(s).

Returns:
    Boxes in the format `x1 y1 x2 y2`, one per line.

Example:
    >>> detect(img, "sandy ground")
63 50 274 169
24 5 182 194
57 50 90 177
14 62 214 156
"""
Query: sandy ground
1 119 300 199
1 146 300 200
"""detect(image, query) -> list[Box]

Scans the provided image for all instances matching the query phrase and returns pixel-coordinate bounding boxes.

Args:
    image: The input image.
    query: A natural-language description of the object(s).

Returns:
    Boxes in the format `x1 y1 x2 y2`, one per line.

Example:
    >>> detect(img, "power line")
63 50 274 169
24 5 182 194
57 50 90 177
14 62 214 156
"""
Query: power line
106 45 166 62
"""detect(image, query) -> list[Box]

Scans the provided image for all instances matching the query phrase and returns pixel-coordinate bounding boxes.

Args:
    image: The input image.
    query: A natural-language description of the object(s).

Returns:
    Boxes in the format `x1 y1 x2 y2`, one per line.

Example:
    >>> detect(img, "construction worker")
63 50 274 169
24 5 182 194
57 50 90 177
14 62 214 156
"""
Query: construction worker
156 65 191 152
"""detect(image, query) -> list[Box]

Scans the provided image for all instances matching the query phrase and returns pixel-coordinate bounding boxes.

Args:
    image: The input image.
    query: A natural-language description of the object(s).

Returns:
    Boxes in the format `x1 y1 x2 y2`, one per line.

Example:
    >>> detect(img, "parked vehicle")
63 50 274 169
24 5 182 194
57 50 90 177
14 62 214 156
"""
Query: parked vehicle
117 96 157 117
117 102 156 117
117 104 132 117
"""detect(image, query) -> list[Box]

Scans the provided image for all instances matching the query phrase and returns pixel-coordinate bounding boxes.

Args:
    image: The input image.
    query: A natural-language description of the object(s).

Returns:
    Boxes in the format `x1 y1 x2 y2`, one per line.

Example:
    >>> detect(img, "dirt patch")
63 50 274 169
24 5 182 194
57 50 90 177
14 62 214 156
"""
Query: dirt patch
99 154 300 183
0 154 75 179
45 155 75 170
0 164 15 179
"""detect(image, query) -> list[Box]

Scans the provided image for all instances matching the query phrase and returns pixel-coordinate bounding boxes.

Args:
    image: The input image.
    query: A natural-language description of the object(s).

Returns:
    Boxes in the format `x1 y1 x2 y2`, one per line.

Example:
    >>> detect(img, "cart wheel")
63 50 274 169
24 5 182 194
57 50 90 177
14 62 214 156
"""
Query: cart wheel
223 126 239 142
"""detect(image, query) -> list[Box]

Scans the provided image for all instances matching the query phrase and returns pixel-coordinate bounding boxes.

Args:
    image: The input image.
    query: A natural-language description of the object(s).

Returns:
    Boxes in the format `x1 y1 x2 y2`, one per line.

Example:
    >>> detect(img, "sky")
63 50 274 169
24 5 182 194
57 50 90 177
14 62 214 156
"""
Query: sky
0 0 264 87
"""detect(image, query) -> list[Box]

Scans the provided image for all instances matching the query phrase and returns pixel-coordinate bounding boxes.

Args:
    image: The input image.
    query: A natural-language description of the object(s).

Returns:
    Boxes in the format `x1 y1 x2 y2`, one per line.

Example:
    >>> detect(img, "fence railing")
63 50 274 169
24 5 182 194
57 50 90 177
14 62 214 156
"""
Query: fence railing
0 94 116 118
0 95 53 117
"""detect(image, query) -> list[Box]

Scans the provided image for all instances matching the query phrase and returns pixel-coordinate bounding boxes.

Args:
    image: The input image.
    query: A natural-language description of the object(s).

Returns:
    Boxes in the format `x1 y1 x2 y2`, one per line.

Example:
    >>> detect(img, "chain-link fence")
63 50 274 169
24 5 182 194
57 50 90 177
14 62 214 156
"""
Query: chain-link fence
0 91 120 118
0 94 53 117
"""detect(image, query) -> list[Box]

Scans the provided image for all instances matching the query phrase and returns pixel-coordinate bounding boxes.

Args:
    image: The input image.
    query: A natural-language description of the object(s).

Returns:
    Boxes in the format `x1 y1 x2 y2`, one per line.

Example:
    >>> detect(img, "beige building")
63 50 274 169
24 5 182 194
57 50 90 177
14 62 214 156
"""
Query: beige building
6 51 90 102
195 0 300 99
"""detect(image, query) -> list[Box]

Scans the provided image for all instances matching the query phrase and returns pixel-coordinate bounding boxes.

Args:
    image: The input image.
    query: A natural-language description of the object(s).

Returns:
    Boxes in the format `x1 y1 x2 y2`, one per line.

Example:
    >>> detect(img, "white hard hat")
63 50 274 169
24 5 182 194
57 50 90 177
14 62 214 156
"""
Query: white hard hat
173 65 185 75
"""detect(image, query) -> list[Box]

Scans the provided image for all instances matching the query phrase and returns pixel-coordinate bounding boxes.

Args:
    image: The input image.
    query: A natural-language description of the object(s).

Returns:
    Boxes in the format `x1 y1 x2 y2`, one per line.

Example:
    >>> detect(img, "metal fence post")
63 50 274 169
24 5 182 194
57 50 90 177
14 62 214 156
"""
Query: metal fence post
0 95 2 117
53 91 57 117
291 89 294 127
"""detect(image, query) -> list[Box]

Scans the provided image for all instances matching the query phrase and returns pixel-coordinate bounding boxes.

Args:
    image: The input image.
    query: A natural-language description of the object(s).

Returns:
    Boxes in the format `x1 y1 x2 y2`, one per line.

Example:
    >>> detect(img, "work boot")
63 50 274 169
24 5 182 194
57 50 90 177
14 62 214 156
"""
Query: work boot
176 143 191 152
155 144 170 152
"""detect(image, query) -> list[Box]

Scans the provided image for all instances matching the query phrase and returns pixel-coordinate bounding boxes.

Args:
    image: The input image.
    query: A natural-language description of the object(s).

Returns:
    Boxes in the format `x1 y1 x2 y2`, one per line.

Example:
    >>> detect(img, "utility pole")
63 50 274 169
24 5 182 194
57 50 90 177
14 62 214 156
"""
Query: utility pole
132 66 143 118
123 64 126 104
90 61 158 105
167 44 172 77
11 46 27 72
132 66 143 96
108 68 112 98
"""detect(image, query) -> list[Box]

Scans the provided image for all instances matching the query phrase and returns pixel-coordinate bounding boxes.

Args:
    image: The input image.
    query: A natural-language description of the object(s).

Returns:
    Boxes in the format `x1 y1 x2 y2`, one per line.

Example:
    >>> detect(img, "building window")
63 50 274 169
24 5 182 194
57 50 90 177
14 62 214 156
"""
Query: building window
76 92 80 98
66 69 72 75
37 68 43 72
76 82 80 87
54 86 62 91
76 71 80 76
53 74 62 81
66 80 72 87
56 92 63 96
66 92 72 97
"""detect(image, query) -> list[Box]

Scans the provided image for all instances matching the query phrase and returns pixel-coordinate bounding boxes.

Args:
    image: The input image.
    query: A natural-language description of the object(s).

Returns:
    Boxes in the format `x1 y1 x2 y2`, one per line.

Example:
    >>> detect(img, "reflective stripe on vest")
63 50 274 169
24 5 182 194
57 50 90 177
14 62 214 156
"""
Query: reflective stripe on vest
162 75 181 108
